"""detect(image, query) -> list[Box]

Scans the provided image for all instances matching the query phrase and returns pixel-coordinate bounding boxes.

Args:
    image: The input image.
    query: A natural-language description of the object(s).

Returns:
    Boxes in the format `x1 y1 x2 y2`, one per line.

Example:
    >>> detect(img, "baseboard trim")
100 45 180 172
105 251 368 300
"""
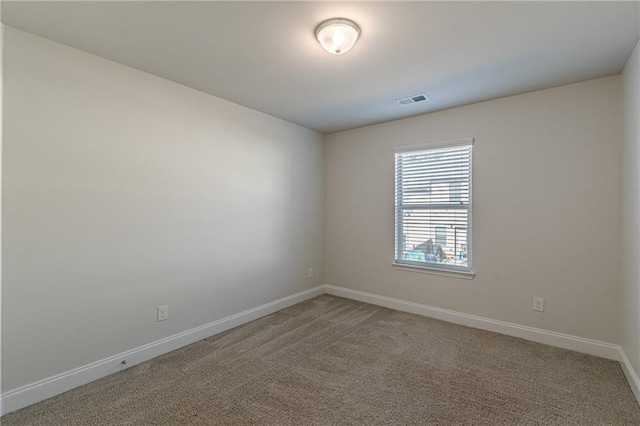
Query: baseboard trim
619 347 640 404
324 284 620 361
0 285 325 416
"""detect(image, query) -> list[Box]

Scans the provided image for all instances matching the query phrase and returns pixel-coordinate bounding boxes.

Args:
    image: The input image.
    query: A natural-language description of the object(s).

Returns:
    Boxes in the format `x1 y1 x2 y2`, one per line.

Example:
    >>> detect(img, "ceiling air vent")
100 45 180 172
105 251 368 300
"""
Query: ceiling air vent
396 93 430 106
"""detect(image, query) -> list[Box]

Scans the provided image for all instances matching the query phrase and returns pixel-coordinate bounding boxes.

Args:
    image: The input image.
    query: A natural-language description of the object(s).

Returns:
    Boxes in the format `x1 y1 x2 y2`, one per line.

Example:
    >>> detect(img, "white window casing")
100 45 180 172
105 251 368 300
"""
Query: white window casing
393 138 474 278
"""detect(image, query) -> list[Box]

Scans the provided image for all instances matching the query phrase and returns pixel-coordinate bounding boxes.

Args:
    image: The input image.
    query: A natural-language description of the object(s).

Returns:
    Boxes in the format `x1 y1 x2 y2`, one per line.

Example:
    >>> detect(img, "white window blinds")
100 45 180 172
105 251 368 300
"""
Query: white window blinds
394 139 473 272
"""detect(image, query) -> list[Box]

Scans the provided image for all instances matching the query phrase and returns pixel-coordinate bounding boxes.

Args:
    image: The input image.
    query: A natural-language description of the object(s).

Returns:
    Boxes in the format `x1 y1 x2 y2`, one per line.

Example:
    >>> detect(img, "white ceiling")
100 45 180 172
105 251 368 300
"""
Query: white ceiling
3 1 639 134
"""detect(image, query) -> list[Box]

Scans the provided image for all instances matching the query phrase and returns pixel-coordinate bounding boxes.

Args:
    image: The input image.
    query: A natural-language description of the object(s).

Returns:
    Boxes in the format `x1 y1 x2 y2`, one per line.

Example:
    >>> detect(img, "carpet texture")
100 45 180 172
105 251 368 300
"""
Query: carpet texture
3 295 639 425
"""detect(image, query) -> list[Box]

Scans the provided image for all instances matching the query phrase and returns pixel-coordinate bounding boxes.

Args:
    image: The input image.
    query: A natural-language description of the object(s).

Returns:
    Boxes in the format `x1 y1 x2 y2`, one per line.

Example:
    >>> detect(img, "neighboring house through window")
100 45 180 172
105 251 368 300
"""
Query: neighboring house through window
394 138 473 273
435 226 447 246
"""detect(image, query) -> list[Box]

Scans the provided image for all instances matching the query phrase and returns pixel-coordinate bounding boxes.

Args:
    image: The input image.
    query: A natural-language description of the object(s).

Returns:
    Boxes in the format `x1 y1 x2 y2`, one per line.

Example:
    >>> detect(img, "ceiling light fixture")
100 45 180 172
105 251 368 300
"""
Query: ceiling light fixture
315 18 360 55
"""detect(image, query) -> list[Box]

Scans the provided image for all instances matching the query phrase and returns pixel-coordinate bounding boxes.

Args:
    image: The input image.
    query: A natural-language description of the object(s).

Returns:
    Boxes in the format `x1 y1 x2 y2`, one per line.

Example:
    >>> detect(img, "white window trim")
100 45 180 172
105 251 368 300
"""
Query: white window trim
392 137 474 153
392 262 475 280
393 137 474 278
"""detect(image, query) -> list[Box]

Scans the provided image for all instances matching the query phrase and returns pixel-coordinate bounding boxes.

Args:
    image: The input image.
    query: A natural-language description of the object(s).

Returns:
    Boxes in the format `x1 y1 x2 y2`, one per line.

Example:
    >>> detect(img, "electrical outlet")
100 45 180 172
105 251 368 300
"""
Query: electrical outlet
157 305 169 321
533 297 544 312
308 268 314 278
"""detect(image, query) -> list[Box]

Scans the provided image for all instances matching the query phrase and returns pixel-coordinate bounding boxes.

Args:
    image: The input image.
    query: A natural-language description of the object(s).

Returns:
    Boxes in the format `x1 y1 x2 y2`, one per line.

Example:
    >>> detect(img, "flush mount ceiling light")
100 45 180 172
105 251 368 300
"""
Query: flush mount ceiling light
315 18 360 55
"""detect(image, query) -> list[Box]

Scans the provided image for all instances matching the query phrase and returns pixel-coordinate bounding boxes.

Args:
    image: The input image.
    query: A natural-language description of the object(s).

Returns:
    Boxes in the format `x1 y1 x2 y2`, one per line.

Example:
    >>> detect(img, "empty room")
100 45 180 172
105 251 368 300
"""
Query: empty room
0 1 639 424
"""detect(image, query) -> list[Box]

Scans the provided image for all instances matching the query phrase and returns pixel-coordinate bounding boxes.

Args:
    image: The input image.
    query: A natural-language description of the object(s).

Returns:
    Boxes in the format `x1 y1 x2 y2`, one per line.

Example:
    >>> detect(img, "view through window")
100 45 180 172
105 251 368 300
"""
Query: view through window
394 140 473 272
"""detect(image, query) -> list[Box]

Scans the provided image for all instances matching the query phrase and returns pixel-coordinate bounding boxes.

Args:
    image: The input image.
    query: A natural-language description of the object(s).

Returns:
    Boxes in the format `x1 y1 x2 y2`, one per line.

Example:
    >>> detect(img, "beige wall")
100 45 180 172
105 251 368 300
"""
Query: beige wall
1 27 325 392
326 76 622 344
622 38 640 376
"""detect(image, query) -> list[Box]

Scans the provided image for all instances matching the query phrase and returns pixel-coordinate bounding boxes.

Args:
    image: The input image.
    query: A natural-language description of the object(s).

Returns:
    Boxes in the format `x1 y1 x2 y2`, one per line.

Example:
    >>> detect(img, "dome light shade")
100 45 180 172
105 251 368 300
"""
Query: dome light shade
315 18 360 55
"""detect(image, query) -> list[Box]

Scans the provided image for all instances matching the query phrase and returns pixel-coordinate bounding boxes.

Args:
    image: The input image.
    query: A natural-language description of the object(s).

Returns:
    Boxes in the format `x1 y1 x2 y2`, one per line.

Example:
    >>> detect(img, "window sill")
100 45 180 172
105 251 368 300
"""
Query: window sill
392 262 475 280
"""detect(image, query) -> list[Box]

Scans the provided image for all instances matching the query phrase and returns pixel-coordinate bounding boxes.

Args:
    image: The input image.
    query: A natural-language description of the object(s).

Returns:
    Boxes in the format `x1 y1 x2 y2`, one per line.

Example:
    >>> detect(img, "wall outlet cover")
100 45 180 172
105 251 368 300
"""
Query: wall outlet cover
533 297 544 312
157 305 169 321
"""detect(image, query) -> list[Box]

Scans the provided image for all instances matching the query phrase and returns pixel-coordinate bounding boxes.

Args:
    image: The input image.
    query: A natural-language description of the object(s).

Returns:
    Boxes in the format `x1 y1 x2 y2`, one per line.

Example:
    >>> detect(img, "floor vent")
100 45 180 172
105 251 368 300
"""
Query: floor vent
397 93 430 106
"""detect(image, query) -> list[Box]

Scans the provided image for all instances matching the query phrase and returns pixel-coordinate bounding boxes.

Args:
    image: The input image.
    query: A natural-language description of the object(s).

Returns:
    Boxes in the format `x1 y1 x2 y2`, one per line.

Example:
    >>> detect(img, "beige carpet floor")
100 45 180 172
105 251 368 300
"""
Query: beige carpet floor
3 295 639 425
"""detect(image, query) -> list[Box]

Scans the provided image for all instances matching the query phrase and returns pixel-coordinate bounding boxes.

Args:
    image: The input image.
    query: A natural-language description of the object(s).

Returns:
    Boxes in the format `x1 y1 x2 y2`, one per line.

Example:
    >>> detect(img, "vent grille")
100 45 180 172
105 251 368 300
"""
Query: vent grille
397 93 430 106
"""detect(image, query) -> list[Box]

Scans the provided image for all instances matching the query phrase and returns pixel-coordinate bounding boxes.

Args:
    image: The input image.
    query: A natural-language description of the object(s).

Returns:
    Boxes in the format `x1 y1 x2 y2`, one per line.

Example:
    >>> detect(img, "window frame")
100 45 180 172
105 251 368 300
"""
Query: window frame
392 138 475 279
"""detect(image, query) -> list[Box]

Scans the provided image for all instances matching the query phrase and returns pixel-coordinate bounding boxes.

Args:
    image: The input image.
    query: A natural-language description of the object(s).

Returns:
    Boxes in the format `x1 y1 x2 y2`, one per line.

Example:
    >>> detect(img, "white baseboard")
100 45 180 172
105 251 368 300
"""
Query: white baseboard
0 285 325 416
619 347 640 404
324 285 620 361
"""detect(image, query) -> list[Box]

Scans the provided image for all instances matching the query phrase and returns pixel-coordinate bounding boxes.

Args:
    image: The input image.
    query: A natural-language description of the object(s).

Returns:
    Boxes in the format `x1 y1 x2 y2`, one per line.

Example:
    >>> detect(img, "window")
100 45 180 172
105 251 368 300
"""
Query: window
449 181 461 204
435 226 447 246
394 138 473 274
